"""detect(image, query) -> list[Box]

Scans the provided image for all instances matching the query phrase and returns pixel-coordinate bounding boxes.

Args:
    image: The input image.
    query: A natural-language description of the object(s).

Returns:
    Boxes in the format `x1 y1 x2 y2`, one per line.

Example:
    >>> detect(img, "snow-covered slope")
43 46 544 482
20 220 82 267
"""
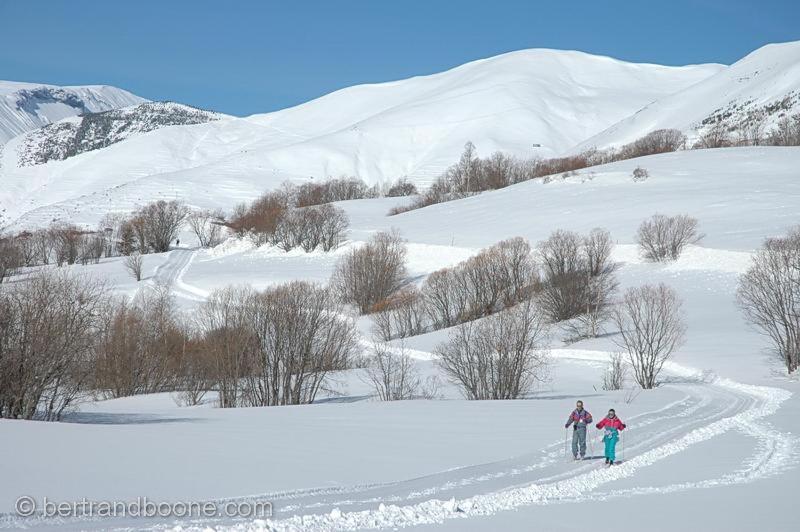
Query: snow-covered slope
574 41 800 152
0 81 146 144
0 50 721 227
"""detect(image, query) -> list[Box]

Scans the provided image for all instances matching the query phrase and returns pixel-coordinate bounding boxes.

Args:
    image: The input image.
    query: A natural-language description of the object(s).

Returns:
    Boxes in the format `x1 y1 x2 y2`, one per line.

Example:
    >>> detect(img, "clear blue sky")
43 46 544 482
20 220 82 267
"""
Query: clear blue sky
1 0 797 116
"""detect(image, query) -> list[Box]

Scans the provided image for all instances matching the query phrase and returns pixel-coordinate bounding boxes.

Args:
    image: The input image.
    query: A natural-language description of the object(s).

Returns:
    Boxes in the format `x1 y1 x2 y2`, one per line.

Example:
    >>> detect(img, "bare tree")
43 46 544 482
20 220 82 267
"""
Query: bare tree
363 343 422 401
123 252 144 281
133 200 189 252
187 208 225 248
613 284 686 389
331 230 407 313
0 237 22 283
94 286 186 398
737 228 800 373
636 214 703 262
601 352 627 391
194 286 256 408
436 300 549 399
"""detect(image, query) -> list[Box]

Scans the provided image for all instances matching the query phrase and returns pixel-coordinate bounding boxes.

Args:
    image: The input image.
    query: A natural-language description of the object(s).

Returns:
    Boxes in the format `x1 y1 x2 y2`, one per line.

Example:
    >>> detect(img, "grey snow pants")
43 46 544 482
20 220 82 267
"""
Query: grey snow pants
571 425 587 457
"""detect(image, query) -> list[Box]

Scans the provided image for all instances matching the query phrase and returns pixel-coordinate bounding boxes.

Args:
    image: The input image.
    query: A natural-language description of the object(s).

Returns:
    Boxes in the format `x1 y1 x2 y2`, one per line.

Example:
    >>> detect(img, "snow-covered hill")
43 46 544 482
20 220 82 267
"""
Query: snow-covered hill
574 41 800 151
0 81 145 145
0 50 721 228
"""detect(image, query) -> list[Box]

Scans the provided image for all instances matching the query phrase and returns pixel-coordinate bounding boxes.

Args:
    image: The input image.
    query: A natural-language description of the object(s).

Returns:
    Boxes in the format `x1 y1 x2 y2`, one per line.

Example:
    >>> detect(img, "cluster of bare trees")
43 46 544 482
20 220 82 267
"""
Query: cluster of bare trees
119 200 189 254
612 284 686 389
0 200 192 285
737 227 800 374
94 286 187 398
537 229 618 338
229 190 349 252
192 282 358 407
0 268 359 419
436 300 550 399
369 237 538 340
636 214 703 262
424 237 537 327
0 224 111 276
331 231 408 313
0 271 108 420
391 131 689 215
695 111 800 149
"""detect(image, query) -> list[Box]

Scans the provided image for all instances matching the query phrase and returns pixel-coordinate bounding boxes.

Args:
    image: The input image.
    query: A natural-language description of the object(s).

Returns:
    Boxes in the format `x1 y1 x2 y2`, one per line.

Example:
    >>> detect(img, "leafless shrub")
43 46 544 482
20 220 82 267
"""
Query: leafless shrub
194 286 256 408
636 214 703 262
364 343 424 401
0 237 22 283
133 200 189 252
187 208 225 248
386 178 418 197
422 238 538 328
632 166 649 182
436 300 549 400
767 114 800 146
737 228 800 373
602 352 627 391
612 284 686 389
94 286 186 398
0 270 108 420
332 230 407 313
694 120 731 149
239 281 358 406
123 252 144 281
537 230 588 322
371 286 428 340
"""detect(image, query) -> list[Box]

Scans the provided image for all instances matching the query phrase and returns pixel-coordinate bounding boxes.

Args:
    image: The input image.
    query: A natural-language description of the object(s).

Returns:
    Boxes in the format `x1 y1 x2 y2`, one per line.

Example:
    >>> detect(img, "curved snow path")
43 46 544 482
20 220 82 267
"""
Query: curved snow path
148 248 208 301
164 354 795 532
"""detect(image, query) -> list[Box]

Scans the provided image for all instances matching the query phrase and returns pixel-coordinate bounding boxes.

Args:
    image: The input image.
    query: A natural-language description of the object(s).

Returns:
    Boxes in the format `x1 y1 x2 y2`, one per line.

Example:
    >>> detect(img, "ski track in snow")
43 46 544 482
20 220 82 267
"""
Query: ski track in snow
195 360 794 532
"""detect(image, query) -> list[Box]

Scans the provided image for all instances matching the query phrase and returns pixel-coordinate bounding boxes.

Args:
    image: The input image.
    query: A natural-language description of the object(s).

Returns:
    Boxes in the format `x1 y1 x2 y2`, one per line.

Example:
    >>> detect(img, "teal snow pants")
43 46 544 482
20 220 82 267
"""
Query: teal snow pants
603 428 620 461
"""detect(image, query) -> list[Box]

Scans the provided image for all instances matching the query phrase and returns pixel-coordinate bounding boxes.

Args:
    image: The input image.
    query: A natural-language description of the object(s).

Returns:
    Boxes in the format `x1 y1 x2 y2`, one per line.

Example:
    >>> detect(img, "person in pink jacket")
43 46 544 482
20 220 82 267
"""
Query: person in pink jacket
596 409 626 465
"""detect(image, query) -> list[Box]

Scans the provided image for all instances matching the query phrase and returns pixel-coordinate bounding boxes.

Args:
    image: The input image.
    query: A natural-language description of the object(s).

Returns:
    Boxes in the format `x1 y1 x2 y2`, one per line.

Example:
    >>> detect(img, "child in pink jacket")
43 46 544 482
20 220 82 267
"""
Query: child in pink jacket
596 409 626 465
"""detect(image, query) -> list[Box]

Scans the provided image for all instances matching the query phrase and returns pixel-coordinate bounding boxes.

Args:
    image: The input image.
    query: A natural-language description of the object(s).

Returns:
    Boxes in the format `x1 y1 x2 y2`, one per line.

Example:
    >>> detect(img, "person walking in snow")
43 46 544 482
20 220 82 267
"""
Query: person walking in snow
564 400 593 460
596 408 626 465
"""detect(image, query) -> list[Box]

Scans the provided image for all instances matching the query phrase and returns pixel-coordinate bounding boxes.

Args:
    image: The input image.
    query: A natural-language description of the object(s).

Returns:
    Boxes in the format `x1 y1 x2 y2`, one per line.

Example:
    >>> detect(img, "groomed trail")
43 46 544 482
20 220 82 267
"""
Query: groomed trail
4 352 792 532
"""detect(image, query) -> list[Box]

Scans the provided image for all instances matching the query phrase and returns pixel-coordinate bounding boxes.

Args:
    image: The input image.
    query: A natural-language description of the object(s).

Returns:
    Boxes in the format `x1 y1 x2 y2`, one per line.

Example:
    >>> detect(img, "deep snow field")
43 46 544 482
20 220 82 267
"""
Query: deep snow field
2 146 800 531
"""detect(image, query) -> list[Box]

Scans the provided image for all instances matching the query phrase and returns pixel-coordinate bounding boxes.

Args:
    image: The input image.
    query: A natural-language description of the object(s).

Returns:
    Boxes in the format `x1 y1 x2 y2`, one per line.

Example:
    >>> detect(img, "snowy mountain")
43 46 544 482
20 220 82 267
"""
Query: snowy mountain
573 41 800 151
0 49 721 228
15 102 225 167
0 81 145 144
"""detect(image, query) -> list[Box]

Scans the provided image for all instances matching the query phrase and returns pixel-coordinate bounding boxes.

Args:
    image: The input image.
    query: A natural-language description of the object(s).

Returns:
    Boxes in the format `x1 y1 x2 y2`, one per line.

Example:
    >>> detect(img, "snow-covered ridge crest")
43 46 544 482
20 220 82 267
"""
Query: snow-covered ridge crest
573 40 800 152
0 81 145 144
16 101 226 167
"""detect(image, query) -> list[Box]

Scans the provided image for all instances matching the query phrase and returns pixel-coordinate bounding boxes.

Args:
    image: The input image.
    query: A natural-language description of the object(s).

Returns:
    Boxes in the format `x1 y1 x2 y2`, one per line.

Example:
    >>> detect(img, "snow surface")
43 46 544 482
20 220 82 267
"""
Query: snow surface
1 146 799 531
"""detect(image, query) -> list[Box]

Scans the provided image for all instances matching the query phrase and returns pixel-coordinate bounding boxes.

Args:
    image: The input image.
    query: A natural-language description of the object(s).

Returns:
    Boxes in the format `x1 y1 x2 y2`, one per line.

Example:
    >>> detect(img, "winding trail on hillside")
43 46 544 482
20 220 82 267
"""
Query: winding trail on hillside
147 247 208 301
